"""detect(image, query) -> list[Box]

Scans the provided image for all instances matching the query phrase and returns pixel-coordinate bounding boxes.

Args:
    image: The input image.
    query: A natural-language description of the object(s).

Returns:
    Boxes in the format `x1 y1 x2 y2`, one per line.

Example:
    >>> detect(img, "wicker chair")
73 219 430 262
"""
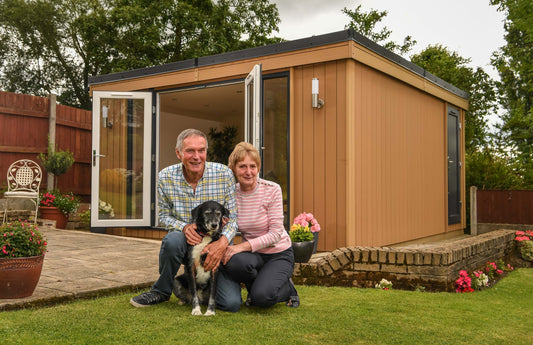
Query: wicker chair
2 159 42 224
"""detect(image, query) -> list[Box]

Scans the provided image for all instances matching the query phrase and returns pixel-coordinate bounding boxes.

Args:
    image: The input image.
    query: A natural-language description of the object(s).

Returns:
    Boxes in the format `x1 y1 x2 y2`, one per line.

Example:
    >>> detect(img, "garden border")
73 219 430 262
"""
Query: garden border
293 229 516 291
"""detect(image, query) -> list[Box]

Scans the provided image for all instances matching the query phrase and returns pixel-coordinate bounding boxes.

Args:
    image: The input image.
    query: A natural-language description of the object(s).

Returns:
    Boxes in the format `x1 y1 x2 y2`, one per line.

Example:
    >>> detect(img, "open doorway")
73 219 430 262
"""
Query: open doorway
157 74 289 225
158 82 245 170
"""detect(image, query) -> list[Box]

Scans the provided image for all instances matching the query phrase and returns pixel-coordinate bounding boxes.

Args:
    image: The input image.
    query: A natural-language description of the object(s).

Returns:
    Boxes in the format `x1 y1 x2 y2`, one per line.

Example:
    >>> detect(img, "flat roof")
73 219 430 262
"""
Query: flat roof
88 29 469 100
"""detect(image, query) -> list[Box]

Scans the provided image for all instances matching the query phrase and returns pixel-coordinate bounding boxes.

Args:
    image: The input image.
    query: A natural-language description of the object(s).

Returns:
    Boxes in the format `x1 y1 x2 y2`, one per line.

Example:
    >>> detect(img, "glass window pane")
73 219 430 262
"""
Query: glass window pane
99 98 145 220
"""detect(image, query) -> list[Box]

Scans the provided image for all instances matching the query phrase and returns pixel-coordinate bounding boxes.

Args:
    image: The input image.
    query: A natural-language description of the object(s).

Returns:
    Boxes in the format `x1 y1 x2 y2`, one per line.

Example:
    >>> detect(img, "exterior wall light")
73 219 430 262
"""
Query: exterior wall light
312 78 324 109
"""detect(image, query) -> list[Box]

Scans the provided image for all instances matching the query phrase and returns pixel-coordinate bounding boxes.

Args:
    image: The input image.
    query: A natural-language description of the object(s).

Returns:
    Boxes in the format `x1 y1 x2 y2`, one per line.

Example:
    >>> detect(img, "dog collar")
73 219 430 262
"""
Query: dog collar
195 228 209 237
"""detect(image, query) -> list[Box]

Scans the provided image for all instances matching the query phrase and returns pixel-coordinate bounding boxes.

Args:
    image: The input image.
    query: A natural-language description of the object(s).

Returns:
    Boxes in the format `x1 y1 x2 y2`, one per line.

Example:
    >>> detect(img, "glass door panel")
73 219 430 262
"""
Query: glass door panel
91 91 152 227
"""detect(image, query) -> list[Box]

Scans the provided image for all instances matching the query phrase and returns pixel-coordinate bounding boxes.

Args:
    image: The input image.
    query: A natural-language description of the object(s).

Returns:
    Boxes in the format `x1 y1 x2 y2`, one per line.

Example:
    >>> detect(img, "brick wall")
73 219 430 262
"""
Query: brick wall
293 230 516 291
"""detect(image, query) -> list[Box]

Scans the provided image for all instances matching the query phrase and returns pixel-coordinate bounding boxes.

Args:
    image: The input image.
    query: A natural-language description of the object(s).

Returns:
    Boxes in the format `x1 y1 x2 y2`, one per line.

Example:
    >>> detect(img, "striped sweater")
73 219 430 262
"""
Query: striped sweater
236 178 291 254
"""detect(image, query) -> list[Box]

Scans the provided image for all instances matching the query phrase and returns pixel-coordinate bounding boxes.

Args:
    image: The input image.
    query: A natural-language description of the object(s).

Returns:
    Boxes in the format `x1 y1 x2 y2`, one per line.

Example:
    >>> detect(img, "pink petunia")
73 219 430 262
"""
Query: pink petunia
515 236 531 242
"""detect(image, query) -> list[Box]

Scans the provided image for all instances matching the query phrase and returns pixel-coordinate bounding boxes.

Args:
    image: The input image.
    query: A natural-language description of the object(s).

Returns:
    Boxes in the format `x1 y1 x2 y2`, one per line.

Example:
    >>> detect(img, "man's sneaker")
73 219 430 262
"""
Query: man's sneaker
130 291 169 308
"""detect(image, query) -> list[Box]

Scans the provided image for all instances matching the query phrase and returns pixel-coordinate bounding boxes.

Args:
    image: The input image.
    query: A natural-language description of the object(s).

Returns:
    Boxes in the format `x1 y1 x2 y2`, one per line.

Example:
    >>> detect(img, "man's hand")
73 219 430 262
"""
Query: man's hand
202 236 229 272
183 223 202 246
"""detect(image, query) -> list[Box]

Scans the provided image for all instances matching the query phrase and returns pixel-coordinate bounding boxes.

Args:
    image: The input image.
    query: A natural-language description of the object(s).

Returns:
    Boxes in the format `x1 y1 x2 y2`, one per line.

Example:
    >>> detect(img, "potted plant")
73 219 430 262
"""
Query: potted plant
38 139 75 190
293 212 321 253
98 199 115 219
39 190 80 229
207 126 238 164
289 221 315 263
0 220 48 298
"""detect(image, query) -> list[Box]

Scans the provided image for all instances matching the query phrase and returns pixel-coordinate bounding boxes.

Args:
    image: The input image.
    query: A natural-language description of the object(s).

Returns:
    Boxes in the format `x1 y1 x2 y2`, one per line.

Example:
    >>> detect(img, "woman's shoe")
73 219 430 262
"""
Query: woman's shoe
286 278 300 308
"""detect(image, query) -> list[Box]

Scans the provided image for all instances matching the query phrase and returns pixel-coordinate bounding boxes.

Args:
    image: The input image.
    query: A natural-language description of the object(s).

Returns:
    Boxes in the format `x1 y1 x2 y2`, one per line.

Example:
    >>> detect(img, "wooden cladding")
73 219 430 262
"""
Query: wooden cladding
292 60 462 250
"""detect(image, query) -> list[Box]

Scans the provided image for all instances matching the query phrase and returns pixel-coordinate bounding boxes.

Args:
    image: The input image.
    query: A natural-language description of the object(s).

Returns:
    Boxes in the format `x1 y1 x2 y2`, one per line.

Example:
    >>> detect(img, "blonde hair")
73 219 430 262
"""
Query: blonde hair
228 142 261 173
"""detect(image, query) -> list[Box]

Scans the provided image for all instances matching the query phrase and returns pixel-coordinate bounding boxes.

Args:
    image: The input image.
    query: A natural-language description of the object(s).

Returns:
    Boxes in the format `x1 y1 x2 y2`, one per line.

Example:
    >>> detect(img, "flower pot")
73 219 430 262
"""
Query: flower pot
292 240 315 263
39 206 68 229
0 255 44 299
312 232 319 253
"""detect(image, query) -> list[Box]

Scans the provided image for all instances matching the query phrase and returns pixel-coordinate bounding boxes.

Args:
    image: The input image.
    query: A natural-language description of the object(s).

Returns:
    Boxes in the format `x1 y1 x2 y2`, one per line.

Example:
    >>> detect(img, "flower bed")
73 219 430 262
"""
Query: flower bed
454 260 514 293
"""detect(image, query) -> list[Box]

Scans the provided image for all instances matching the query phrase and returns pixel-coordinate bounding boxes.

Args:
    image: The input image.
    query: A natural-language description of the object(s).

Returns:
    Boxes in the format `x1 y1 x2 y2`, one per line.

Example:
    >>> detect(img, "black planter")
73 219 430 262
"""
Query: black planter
292 240 315 263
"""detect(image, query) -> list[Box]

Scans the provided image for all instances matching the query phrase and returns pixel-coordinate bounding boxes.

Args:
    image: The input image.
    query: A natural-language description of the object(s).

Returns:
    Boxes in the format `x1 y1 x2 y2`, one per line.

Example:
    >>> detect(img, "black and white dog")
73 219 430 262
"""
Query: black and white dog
173 200 229 316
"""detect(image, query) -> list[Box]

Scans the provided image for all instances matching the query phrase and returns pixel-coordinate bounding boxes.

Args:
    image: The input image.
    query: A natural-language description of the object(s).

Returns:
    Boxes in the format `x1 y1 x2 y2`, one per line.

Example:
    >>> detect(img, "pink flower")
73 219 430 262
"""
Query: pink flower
515 236 530 242
293 212 321 233
515 231 525 236
497 269 503 274
2 246 7 255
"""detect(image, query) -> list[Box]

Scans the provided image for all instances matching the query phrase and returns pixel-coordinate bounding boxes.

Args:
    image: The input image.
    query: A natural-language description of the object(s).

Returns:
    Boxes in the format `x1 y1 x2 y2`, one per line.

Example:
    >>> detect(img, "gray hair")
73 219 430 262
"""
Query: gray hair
176 129 208 152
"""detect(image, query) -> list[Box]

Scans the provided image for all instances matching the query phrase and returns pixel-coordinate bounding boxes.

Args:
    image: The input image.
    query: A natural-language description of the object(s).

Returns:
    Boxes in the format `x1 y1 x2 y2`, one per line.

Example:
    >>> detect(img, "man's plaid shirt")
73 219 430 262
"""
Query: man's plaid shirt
157 162 238 242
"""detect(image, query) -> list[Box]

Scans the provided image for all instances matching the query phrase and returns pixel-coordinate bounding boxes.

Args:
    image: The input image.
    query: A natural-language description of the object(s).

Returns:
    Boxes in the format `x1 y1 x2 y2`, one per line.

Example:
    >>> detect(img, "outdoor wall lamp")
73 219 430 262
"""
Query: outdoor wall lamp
312 78 324 109
102 105 113 128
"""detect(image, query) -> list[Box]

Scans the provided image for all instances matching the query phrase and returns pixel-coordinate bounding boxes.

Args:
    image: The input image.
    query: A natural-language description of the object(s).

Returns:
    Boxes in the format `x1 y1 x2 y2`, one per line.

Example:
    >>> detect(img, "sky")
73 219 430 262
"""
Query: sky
270 0 507 80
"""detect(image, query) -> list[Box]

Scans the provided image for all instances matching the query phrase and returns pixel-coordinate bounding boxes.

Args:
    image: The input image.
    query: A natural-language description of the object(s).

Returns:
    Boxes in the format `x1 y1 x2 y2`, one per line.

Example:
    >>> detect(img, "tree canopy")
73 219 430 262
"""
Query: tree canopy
490 0 533 184
0 0 282 109
342 4 416 56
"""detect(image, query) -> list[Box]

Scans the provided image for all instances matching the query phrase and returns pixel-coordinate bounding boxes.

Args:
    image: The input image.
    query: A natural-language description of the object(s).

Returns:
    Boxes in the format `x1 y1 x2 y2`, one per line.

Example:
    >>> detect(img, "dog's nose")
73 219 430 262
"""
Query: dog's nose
209 223 218 230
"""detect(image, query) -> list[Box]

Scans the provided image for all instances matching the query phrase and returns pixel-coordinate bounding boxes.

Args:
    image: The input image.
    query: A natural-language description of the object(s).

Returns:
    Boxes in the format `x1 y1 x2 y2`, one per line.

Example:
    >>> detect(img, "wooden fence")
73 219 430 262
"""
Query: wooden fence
0 91 92 199
471 187 533 234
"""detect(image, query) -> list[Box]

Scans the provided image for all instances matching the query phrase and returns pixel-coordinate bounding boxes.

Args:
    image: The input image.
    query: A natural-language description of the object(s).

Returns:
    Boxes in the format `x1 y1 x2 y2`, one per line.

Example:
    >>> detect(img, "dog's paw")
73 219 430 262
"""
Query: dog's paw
204 309 216 316
191 307 202 316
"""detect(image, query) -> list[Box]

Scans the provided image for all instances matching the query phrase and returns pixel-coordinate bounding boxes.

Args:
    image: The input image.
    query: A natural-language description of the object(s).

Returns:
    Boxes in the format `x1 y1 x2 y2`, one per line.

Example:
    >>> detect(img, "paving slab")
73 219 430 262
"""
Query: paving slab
0 226 163 311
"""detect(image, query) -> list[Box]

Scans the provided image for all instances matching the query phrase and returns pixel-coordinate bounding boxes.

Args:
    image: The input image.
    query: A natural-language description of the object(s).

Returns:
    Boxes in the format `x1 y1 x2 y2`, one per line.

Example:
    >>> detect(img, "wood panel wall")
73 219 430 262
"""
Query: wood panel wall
292 60 459 250
292 61 348 252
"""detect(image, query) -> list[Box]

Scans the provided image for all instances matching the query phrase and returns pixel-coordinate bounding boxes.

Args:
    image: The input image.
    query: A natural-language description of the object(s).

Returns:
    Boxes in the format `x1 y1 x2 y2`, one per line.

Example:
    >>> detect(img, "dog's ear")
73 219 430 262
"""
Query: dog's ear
191 204 201 223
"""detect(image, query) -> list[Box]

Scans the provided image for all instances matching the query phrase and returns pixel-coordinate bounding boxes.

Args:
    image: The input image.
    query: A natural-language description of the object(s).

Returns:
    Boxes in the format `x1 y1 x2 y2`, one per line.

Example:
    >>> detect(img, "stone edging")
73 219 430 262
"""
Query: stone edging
293 230 516 291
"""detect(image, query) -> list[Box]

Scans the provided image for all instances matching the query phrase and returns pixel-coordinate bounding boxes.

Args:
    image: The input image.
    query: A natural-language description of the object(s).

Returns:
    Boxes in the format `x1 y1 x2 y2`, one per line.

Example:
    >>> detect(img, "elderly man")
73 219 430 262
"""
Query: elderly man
130 128 241 312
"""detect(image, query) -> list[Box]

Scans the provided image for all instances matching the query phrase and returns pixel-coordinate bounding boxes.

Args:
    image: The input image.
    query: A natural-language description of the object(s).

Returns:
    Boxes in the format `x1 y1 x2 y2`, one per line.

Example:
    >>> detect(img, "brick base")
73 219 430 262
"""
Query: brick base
293 230 517 292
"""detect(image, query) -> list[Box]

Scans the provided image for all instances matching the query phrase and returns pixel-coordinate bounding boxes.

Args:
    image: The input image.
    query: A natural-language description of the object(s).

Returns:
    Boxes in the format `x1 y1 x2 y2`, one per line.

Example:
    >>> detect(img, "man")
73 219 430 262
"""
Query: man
130 128 242 312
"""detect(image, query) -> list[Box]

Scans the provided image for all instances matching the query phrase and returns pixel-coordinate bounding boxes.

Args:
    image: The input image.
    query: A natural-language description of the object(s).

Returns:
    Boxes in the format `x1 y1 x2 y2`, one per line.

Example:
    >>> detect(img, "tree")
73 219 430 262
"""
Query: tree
342 4 416 56
410 45 497 154
489 0 533 183
0 0 282 109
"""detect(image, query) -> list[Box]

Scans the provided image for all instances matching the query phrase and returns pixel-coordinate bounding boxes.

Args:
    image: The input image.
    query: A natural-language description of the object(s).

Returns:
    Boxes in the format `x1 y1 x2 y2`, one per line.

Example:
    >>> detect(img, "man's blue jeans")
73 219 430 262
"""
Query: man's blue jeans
151 230 242 312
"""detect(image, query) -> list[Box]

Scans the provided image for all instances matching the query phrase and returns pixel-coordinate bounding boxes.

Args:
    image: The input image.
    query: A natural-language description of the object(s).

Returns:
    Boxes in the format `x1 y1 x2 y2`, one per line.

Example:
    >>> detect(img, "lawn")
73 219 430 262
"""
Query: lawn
1 269 532 345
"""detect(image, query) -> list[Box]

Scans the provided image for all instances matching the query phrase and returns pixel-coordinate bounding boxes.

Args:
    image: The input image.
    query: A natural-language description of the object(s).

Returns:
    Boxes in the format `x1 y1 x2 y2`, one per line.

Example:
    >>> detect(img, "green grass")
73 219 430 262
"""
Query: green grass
1 269 532 345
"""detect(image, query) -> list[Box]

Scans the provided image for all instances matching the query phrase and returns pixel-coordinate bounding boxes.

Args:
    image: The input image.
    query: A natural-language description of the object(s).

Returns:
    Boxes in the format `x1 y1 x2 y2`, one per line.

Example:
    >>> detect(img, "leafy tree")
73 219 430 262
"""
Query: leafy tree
410 45 497 154
489 0 533 184
466 147 525 190
0 0 282 109
342 4 416 56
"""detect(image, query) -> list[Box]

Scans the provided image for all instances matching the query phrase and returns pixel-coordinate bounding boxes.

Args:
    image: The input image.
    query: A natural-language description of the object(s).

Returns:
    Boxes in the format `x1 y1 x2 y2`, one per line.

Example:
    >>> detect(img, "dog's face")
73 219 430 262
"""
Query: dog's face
191 201 229 237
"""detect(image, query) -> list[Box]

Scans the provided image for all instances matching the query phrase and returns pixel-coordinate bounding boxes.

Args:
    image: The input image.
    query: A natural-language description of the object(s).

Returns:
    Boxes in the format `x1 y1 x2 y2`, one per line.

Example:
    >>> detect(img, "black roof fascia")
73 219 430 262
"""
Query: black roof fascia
88 29 468 100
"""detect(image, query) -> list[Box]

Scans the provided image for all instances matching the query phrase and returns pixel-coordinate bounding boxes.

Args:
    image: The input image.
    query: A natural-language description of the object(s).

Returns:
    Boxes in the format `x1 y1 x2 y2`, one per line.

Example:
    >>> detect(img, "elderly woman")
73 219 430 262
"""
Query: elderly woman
222 142 299 308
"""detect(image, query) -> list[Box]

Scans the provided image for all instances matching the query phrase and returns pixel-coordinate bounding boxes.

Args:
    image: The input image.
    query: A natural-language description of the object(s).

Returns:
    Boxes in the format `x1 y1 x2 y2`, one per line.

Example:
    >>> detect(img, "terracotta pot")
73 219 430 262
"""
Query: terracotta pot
292 240 315 263
0 255 44 299
39 206 68 229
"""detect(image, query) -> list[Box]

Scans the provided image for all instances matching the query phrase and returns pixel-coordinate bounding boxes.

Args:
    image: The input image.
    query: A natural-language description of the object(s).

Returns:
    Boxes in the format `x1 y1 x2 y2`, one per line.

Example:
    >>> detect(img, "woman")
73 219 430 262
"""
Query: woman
222 142 299 308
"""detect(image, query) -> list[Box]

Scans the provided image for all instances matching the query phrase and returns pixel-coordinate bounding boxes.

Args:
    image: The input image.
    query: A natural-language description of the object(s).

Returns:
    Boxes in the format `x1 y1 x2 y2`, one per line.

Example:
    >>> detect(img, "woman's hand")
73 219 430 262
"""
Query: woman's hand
222 242 252 265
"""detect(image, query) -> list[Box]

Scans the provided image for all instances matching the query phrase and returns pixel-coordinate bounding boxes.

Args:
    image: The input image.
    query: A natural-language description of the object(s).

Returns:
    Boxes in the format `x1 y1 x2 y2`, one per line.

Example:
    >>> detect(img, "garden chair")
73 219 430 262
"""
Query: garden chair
2 159 42 225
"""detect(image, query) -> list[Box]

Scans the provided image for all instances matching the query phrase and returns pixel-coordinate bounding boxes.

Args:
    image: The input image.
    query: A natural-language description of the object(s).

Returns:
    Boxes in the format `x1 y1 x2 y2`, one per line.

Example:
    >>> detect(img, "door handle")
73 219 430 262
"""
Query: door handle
93 150 106 167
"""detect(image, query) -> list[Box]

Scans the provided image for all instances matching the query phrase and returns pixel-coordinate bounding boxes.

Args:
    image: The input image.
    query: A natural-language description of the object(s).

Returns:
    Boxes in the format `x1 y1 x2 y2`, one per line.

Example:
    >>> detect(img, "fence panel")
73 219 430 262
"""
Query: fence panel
477 190 533 224
0 91 91 199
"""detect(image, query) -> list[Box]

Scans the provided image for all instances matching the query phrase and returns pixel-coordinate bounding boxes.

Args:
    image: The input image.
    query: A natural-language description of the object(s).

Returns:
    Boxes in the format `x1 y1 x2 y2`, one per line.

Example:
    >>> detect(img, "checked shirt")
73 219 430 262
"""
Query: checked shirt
157 162 238 242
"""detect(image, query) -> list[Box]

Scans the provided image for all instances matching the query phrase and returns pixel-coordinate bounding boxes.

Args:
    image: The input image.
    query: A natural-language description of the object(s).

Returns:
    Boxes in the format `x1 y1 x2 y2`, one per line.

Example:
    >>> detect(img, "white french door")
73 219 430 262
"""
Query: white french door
91 91 153 227
245 64 263 155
